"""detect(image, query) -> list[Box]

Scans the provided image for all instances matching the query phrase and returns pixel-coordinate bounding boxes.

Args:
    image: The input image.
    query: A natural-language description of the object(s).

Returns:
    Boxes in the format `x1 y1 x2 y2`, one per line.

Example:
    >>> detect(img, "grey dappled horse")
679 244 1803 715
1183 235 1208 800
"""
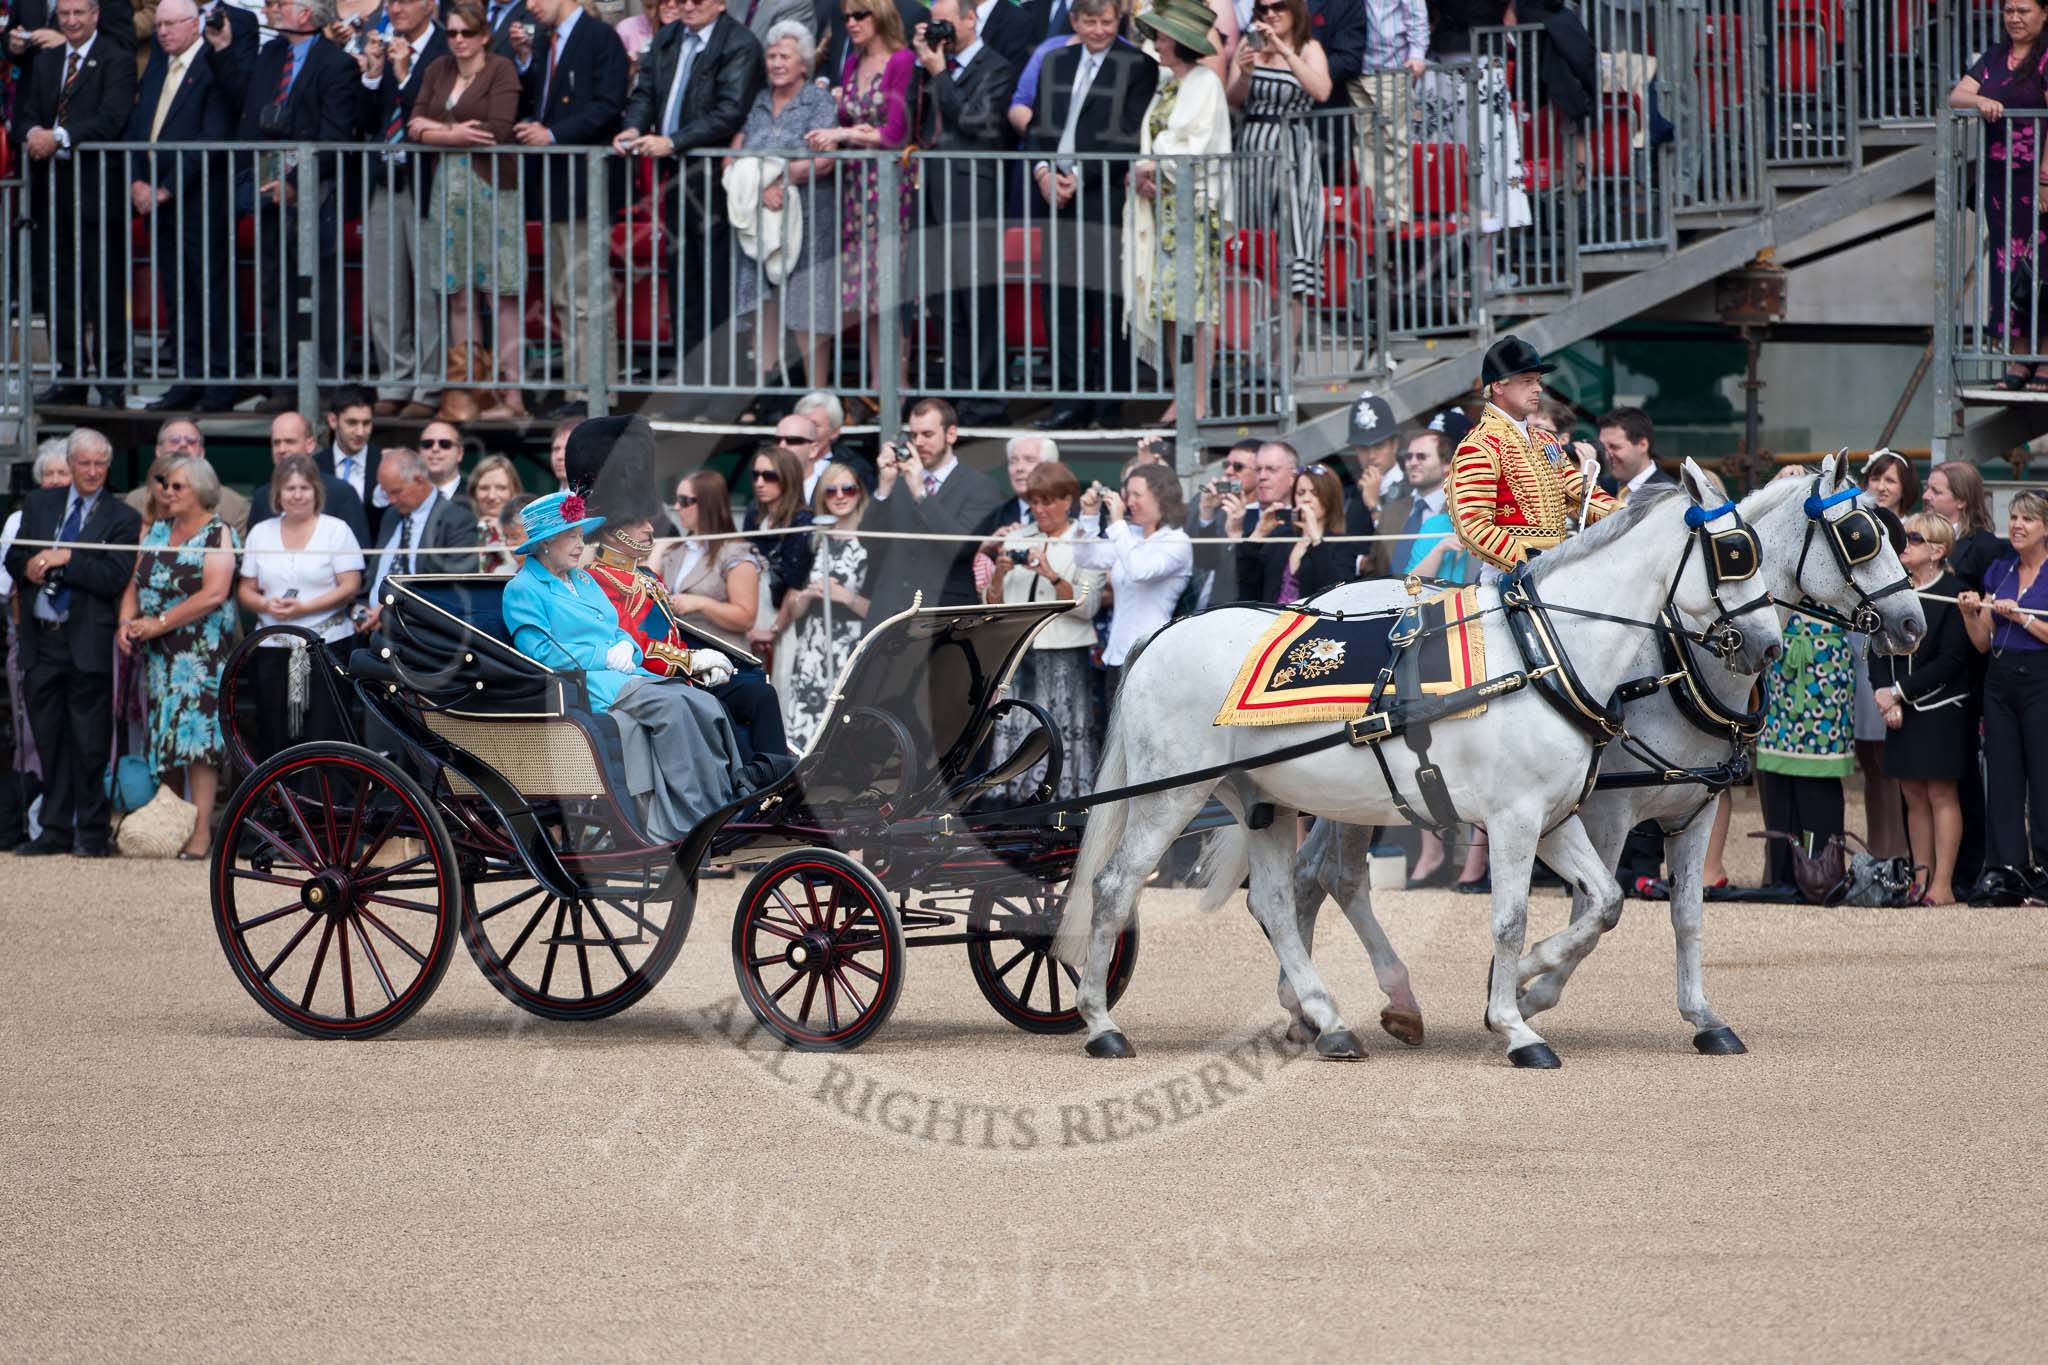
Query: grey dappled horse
1259 453 1928 1056
1051 464 1785 1066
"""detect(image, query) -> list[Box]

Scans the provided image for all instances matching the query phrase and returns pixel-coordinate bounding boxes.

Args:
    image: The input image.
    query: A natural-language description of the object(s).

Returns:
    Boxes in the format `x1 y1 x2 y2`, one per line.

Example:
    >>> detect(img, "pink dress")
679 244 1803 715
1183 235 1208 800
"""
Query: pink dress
836 47 918 316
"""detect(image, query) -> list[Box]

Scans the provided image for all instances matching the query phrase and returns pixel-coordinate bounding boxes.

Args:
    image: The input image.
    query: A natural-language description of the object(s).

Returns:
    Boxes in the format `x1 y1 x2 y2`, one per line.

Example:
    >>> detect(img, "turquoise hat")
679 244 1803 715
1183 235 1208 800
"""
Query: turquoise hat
512 490 606 555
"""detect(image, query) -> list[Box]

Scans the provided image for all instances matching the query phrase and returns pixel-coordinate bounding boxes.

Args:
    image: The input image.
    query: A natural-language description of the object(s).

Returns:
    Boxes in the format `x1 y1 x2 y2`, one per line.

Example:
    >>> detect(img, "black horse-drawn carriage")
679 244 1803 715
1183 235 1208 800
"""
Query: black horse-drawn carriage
209 576 1136 1046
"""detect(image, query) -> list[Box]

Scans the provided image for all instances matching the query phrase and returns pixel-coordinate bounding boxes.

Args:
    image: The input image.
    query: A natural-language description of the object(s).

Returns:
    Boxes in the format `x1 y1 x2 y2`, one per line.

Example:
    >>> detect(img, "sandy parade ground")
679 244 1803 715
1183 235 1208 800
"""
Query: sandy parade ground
4 804 2046 1362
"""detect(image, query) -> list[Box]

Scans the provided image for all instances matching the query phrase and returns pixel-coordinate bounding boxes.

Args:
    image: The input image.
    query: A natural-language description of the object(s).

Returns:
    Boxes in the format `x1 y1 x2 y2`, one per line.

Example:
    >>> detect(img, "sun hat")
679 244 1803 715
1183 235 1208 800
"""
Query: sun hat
1137 0 1217 58
511 489 606 556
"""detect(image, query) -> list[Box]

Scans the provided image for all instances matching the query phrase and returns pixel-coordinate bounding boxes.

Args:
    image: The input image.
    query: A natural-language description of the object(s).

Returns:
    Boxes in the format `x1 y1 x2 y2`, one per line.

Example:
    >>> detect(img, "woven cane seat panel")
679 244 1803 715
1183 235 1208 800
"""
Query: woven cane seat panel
423 713 610 798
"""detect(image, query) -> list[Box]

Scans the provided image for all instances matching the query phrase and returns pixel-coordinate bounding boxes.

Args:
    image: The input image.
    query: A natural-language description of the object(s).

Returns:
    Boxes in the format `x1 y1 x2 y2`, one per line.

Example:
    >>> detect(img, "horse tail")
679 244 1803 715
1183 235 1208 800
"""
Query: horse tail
1052 709 1129 969
1194 825 1251 914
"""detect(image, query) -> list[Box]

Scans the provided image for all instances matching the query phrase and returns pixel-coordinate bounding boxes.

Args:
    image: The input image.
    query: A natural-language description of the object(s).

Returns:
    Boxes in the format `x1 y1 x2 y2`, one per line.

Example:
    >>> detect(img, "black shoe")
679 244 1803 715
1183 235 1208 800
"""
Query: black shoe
953 399 1009 427
14 837 65 856
95 386 125 408
1630 875 1671 901
1036 404 1093 431
73 842 114 858
543 399 589 420
146 385 204 411
1968 866 2029 907
1091 400 1123 428
196 387 238 411
1454 875 1491 895
1409 863 1455 889
255 389 297 413
33 384 89 406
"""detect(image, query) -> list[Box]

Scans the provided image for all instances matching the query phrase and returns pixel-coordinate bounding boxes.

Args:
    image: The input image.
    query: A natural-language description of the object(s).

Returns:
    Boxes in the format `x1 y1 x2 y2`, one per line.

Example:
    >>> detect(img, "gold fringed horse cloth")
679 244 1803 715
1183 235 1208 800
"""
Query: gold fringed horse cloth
1216 586 1489 726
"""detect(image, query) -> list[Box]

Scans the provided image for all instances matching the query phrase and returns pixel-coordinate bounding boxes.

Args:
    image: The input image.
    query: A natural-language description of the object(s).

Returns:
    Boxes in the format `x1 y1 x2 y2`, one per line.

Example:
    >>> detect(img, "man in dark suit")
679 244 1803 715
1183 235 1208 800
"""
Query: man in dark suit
479 0 531 60
1595 405 1677 503
1017 0 1073 46
507 0 627 417
2 430 141 857
211 2 360 399
3 0 134 83
864 398 1004 621
975 0 1037 74
361 447 484 631
357 0 449 418
250 410 373 546
614 0 764 384
911 0 1015 425
128 0 236 413
1022 0 1154 430
9 0 137 407
318 387 387 542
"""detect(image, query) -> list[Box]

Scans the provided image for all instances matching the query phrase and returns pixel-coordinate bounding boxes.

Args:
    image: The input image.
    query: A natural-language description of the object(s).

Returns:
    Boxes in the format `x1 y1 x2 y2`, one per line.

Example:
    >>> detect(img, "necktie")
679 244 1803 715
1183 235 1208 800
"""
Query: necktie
273 46 297 106
56 51 80 124
1049 0 1070 35
660 32 701 138
1057 51 1099 157
1401 498 1426 536
397 511 415 576
543 29 562 106
150 54 188 140
50 495 85 617
924 473 939 498
339 454 357 489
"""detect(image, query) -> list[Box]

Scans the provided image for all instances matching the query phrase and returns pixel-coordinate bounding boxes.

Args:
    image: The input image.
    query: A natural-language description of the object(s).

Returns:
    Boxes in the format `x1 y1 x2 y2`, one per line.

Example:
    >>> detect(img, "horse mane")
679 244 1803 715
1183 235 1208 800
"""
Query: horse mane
1529 482 1682 580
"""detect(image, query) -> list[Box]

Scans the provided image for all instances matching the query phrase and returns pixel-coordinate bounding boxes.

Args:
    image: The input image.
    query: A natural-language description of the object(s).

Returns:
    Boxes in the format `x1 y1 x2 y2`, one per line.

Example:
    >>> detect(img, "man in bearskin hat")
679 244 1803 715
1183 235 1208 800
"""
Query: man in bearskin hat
566 416 793 767
1447 334 1616 579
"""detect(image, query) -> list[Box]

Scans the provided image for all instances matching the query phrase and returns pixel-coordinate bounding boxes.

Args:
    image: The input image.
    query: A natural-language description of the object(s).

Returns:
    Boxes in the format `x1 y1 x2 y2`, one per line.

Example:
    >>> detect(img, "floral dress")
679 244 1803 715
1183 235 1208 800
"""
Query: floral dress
776 531 869 752
1145 73 1223 327
1756 617 1854 780
132 517 240 772
1967 42 2048 350
836 48 918 317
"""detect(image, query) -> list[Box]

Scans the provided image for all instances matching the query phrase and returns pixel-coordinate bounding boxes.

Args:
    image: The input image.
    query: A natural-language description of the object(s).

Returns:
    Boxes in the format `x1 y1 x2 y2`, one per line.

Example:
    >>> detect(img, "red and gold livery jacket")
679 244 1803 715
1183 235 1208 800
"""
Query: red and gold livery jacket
586 554 697 678
1447 405 1617 570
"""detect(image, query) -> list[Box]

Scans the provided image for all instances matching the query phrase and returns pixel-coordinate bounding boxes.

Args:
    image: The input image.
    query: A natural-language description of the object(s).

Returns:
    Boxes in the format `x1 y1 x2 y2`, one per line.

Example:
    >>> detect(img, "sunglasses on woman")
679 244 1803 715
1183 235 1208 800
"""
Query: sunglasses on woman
1253 2 1287 14
674 494 699 508
752 470 781 483
445 26 479 37
1904 532 1927 546
823 483 860 497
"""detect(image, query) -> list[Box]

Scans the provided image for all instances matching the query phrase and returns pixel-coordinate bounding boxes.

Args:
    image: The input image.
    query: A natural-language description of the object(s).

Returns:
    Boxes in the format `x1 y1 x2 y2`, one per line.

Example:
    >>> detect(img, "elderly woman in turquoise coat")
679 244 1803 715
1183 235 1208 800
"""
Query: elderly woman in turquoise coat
501 492 748 839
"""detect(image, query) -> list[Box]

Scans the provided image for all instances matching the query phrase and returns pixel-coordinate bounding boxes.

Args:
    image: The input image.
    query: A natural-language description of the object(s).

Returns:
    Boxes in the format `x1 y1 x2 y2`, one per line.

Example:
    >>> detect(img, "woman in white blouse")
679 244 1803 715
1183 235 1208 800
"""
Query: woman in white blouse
981 461 1105 800
236 455 367 760
1073 462 1195 698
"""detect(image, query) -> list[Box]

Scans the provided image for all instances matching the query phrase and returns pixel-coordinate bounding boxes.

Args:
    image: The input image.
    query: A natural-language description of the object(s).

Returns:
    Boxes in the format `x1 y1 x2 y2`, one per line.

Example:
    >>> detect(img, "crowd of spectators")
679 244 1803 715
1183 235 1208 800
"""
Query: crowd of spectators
4 0 1596 422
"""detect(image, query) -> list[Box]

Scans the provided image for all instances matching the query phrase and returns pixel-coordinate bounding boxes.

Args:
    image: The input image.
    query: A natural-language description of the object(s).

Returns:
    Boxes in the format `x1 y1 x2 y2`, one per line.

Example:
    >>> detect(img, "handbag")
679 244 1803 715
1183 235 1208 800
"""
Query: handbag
1751 830 1925 906
105 752 157 815
116 783 199 858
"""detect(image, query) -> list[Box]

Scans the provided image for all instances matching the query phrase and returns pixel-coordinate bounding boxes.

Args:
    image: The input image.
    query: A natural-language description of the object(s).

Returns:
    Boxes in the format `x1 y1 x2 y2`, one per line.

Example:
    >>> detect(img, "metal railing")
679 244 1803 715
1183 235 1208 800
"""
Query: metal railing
1937 107 2047 391
0 3 1956 458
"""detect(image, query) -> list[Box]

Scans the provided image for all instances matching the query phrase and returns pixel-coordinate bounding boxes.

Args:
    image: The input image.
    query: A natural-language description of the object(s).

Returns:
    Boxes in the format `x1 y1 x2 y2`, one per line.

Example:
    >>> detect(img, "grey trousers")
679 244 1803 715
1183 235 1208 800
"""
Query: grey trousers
366 183 445 403
608 676 747 841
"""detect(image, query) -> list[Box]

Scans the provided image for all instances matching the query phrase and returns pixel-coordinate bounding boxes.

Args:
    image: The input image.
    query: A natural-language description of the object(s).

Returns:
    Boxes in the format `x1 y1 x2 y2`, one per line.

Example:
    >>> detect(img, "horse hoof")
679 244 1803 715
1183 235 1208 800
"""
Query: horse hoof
1379 1008 1425 1047
1692 1026 1748 1056
1285 1017 1319 1045
1085 1031 1136 1059
1508 1042 1562 1069
1314 1029 1367 1060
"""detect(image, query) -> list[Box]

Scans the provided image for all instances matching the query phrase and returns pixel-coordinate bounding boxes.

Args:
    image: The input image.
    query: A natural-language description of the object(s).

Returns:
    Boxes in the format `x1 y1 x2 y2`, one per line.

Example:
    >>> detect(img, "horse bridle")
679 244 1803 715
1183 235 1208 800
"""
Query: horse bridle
1787 478 1912 634
1665 497 1769 659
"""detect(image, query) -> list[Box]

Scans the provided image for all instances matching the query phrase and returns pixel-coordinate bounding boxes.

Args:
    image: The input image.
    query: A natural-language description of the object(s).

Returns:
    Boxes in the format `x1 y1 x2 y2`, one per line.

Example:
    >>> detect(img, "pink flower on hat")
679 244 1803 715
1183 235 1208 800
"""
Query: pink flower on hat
562 494 587 521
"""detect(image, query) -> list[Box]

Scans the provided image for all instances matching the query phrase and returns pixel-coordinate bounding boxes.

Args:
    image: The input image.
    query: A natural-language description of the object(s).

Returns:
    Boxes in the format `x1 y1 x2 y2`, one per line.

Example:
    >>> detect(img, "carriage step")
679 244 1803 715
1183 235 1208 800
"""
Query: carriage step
543 933 648 948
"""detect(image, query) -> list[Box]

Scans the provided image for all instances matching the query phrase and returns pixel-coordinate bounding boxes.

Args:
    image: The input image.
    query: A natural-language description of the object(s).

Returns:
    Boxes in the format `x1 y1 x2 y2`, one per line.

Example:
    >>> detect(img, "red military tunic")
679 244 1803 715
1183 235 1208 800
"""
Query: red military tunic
1448 404 1617 570
586 549 699 678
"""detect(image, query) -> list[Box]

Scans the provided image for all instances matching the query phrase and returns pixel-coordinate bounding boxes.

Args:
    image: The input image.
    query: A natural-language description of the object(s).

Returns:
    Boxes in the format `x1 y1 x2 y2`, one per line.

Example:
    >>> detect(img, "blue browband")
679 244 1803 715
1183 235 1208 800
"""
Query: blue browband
1803 485 1860 518
1683 500 1737 529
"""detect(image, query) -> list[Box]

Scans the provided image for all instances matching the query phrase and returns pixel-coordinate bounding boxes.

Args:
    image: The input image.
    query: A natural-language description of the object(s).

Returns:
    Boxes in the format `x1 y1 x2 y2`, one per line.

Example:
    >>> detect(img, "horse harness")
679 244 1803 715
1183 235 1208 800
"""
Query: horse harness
1788 480 1912 634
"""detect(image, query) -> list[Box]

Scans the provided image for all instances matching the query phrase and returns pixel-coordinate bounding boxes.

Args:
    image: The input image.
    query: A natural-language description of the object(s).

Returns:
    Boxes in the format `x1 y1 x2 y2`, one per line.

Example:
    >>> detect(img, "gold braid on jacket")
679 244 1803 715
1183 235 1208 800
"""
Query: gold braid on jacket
1447 405 1617 570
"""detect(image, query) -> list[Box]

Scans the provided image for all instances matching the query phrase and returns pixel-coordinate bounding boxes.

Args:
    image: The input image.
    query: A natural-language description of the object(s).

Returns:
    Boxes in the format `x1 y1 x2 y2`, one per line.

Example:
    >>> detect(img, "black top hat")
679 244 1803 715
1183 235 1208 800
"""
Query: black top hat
1481 334 1556 385
564 414 663 528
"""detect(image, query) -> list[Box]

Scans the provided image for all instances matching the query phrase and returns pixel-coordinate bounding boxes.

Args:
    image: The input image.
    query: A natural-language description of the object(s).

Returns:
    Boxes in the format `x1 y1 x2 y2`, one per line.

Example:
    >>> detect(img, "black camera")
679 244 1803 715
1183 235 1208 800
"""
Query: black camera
1275 507 1295 526
1007 549 1032 566
258 101 290 136
925 19 956 48
39 565 66 600
206 7 226 31
1213 478 1240 497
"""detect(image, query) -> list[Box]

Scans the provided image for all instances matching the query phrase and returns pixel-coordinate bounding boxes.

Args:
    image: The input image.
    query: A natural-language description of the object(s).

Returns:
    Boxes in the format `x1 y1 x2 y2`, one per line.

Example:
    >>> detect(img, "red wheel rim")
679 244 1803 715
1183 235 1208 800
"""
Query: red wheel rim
736 861 898 1046
215 755 454 1033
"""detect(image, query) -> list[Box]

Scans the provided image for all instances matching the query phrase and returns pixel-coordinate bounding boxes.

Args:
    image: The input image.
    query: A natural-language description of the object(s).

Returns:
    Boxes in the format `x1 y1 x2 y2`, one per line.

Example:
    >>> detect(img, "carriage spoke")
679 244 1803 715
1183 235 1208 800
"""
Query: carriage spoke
993 944 1032 978
797 971 819 1024
357 905 428 966
1019 952 1043 1010
476 884 546 923
822 972 842 1032
830 963 868 1016
500 898 554 968
241 817 316 873
839 957 883 984
769 968 804 1002
1046 956 1061 1013
803 876 825 931
348 915 399 1005
260 909 324 981
315 769 341 861
539 900 569 996
301 917 336 1010
595 895 661 939
750 920 801 943
338 917 357 1018
356 853 434 888
580 900 638 978
276 783 326 870
231 867 311 890
238 901 310 932
337 775 366 869
1060 962 1080 987
350 807 406 877
571 903 594 1000
362 892 442 916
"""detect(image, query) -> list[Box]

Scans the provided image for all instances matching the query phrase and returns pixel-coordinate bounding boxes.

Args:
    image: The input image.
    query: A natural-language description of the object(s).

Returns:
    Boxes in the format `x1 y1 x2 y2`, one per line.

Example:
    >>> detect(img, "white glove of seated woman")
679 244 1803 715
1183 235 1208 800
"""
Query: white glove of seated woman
687 648 734 688
606 640 639 674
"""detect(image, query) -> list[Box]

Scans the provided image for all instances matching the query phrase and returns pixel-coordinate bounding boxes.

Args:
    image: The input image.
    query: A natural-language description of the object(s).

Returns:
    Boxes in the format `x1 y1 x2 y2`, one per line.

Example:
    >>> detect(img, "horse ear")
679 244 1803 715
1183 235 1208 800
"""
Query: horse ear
1679 457 1712 506
1825 448 1850 490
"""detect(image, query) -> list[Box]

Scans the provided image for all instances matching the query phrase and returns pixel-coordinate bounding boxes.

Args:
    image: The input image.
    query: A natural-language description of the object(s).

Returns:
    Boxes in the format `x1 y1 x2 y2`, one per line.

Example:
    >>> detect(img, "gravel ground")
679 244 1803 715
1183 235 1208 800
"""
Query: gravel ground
3 830 2043 1362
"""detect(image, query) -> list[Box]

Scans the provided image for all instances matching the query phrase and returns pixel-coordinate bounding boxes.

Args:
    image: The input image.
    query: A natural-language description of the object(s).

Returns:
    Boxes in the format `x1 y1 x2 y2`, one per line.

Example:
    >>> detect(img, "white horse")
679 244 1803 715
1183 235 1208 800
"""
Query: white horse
1254 454 1928 1055
1050 463 1786 1066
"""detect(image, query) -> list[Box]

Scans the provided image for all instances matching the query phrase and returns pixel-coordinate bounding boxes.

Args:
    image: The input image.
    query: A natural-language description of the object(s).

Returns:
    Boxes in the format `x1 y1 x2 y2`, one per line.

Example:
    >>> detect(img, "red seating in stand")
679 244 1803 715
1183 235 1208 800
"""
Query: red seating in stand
1001 225 1049 362
1400 142 1468 240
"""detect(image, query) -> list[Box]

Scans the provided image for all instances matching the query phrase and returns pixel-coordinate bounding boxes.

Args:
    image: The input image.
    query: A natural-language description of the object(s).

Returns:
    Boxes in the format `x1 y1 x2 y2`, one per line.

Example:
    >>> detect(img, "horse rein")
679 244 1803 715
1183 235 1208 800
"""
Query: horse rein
1782 478 1914 635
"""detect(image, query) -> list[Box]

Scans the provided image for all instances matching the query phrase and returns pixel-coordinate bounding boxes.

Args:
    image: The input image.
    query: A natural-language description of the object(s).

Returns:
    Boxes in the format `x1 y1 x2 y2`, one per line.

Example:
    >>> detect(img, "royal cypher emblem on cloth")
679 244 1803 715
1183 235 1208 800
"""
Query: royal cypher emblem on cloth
1217 586 1489 726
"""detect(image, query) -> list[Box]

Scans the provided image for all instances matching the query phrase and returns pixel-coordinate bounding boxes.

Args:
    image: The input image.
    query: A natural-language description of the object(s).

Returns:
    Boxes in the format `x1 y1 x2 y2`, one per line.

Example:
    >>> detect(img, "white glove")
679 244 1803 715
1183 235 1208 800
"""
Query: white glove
688 648 734 688
606 640 638 674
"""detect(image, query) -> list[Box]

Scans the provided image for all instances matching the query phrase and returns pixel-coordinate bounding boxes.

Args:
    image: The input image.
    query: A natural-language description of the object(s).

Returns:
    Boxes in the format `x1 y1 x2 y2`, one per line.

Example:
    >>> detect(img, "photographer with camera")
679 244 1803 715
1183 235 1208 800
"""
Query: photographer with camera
865 398 1004 622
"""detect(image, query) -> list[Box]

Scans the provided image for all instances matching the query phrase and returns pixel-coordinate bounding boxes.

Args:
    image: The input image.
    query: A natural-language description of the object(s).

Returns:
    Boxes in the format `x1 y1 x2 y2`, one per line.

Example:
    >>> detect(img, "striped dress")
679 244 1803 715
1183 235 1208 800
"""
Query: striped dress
1235 64 1322 298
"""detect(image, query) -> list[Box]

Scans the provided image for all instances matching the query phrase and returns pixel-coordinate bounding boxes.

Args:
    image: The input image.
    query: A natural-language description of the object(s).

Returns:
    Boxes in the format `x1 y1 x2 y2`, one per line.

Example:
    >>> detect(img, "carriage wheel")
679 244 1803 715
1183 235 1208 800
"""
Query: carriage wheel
460 870 694 1022
732 851 904 1051
211 743 460 1040
966 888 1138 1034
